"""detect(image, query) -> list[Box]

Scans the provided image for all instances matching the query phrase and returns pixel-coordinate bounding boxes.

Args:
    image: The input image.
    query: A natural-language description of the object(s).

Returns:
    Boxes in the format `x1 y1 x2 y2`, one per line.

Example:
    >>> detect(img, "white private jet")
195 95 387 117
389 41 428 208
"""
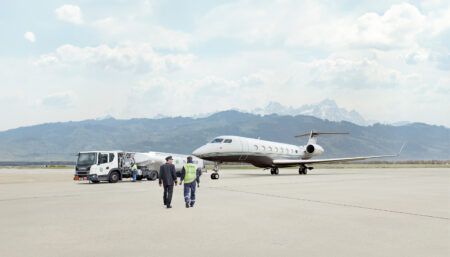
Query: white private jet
192 131 405 179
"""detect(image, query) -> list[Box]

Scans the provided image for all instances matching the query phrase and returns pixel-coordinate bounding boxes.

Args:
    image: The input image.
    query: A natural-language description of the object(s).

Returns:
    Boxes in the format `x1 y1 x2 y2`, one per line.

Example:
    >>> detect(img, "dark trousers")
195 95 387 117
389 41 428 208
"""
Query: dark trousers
163 185 174 206
183 182 196 206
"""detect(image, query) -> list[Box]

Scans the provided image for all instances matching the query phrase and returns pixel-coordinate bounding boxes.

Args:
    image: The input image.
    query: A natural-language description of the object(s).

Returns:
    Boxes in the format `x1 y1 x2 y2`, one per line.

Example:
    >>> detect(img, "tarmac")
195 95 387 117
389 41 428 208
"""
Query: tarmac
0 168 449 257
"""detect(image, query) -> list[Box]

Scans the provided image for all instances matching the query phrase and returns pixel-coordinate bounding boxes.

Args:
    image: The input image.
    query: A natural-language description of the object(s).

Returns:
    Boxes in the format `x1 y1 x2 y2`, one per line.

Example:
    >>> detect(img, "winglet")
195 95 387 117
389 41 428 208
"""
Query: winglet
397 142 407 156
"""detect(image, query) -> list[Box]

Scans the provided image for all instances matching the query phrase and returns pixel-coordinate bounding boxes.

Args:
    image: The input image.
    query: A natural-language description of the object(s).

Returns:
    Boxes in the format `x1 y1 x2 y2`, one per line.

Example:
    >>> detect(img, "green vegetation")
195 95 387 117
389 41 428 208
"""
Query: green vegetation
0 110 449 161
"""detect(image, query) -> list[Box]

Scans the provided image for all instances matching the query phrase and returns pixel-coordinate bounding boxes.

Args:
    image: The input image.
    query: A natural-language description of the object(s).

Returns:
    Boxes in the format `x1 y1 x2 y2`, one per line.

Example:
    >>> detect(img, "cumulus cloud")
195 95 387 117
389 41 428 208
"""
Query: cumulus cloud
306 57 403 89
92 17 192 51
286 3 428 50
198 1 434 51
23 31 36 43
348 3 426 50
37 91 76 108
34 43 195 73
55 4 83 24
405 48 430 65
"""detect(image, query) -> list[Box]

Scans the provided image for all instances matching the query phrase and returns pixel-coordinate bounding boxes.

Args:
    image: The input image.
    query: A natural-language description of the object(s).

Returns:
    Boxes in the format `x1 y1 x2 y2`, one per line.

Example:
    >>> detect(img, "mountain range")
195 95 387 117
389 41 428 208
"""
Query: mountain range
0 110 448 162
251 99 371 125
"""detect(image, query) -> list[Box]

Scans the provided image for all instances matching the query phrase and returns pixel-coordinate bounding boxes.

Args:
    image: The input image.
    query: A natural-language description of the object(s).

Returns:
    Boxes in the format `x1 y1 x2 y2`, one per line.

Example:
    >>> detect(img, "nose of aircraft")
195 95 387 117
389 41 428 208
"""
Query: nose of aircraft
192 145 206 158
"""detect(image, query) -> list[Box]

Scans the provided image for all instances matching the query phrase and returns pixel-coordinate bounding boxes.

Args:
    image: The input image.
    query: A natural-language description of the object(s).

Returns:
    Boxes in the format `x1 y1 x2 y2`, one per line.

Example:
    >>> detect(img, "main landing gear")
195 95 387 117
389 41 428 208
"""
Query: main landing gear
299 165 313 175
210 162 220 180
270 167 279 175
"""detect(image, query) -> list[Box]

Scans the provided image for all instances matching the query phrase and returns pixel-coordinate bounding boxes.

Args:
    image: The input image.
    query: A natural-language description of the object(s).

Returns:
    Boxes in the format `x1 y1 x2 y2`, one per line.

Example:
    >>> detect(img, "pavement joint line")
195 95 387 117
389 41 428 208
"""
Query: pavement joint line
207 186 450 221
0 188 150 202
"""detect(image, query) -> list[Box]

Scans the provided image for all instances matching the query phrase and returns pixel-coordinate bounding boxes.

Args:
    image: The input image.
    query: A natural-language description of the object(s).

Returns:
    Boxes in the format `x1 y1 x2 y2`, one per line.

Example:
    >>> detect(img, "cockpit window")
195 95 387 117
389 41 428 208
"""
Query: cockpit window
211 138 224 143
224 139 232 143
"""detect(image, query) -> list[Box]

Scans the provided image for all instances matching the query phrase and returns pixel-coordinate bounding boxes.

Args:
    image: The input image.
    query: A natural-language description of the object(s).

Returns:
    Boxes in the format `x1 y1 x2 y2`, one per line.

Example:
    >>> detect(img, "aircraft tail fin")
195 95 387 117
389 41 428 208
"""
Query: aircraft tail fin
295 131 349 144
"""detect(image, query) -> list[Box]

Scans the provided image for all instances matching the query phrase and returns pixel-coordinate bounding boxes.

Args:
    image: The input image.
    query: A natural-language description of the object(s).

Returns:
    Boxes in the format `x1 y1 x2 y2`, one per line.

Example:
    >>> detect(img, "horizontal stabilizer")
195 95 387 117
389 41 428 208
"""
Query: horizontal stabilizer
295 131 349 138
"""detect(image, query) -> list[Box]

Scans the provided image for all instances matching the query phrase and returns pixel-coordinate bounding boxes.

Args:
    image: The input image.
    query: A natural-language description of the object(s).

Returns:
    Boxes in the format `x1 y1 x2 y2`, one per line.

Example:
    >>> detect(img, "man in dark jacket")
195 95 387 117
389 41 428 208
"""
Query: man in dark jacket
159 156 177 208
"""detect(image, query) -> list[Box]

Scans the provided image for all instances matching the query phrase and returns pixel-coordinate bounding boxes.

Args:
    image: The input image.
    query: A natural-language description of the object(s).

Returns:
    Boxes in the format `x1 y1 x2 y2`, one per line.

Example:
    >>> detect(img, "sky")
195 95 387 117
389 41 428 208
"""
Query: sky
0 0 449 131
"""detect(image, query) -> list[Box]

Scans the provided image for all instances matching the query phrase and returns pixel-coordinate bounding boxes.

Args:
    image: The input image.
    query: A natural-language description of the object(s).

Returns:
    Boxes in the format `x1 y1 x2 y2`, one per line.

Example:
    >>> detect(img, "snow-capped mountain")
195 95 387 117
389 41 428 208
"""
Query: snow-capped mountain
252 99 370 126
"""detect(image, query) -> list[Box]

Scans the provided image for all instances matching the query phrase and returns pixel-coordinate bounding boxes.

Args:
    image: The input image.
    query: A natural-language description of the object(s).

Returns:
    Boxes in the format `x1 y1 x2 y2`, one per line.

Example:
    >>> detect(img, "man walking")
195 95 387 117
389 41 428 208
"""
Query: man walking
179 156 201 208
159 156 177 208
131 162 138 182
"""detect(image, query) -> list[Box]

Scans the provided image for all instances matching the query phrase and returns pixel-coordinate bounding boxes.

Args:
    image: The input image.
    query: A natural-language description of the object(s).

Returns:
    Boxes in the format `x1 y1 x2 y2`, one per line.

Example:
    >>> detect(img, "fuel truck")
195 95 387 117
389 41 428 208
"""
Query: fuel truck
74 151 205 183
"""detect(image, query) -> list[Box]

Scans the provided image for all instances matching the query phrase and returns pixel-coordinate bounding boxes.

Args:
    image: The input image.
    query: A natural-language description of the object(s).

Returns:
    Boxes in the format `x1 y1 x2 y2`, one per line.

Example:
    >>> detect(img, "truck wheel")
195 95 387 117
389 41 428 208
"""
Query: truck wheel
109 171 120 183
147 170 158 181
137 175 143 181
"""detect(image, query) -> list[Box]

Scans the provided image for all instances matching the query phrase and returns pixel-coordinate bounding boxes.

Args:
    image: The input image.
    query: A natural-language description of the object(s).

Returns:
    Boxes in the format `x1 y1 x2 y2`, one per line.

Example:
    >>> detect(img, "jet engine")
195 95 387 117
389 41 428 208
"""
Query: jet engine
306 144 315 153
305 144 324 155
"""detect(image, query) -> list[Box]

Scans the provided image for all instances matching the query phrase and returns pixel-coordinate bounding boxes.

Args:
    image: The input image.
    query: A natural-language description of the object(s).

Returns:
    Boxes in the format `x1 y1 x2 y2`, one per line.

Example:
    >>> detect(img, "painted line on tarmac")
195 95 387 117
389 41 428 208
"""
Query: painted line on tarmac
208 186 450 221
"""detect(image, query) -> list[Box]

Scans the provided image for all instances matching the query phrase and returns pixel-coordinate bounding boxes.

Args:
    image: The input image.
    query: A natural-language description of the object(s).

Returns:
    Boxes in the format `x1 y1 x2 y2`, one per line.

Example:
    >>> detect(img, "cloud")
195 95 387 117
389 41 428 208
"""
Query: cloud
306 57 404 89
34 43 195 73
37 91 75 108
405 48 430 65
347 3 426 50
92 17 192 51
23 31 36 43
286 3 427 50
55 4 83 24
197 1 434 51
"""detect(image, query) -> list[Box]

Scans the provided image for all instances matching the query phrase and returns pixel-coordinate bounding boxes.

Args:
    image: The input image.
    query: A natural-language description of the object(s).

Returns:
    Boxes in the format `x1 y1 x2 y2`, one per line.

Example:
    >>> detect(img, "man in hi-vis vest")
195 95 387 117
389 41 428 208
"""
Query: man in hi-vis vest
180 156 202 208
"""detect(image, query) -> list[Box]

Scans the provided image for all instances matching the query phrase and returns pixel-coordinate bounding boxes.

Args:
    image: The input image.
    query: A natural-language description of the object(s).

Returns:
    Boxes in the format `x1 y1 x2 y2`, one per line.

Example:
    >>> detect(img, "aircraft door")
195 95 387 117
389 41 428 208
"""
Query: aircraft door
239 138 249 161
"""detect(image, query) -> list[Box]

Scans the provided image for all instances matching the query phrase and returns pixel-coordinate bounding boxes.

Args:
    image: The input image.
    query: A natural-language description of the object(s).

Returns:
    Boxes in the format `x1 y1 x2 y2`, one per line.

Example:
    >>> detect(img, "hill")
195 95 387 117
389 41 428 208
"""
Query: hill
0 111 448 161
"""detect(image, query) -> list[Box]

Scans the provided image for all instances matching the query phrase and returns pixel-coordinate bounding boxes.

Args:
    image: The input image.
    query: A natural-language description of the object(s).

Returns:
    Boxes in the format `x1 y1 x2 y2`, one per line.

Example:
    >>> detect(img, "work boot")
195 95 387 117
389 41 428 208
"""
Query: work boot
166 205 172 209
185 202 190 208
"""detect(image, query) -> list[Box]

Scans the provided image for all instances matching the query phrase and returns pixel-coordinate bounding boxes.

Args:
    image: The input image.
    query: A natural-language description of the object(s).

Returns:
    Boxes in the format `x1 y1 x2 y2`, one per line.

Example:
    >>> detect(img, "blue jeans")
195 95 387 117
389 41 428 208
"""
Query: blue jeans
183 181 196 206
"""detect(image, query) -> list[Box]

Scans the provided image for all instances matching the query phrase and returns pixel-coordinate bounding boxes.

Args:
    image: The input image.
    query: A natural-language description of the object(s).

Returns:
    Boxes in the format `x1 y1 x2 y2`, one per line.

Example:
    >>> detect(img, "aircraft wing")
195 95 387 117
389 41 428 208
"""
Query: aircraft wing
273 154 397 165
273 143 406 166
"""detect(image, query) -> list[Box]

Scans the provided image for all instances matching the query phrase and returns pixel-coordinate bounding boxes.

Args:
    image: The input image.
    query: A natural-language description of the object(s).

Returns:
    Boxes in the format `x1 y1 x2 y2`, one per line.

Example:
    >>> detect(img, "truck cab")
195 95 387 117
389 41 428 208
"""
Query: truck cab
75 151 120 183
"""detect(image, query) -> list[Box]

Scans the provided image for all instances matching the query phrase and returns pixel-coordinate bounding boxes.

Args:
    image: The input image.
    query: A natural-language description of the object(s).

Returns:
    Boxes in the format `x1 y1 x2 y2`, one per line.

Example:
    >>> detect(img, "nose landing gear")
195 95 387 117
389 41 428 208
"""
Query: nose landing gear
211 162 220 180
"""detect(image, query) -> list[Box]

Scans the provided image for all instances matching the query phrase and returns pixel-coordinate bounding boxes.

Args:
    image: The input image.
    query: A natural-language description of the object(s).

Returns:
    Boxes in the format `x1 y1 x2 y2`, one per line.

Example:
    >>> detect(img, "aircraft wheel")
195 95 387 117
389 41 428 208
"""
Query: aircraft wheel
270 169 274 175
274 168 279 175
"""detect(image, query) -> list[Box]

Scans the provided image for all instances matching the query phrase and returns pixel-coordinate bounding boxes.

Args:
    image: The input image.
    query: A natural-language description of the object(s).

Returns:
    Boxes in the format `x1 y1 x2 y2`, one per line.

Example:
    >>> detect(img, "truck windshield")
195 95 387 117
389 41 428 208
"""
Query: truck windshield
77 153 97 166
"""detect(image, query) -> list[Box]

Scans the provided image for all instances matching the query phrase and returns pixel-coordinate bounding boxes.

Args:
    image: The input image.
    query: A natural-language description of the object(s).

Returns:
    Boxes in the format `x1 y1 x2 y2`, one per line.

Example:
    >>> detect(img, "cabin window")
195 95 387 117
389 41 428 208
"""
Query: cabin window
109 153 115 162
254 145 258 151
224 139 232 143
98 153 108 164
261 146 266 151
211 138 224 143
275 147 278 152
280 148 284 153
295 150 298 153
268 146 272 151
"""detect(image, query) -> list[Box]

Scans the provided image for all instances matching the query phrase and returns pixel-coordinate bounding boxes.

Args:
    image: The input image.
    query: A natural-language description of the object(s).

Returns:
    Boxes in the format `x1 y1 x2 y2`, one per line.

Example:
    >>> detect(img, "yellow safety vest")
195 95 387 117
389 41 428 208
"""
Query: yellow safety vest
183 163 197 184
